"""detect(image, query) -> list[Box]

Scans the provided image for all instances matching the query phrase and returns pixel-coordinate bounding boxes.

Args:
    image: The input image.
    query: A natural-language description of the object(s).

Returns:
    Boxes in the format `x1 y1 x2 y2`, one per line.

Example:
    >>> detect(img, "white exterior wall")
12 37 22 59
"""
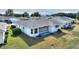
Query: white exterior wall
10 18 19 26
18 24 71 37
60 24 66 28
19 25 62 37
61 22 72 28
10 18 19 23
19 26 39 37
32 28 39 37
48 26 58 33
2 32 5 43
0 32 5 44
18 21 73 37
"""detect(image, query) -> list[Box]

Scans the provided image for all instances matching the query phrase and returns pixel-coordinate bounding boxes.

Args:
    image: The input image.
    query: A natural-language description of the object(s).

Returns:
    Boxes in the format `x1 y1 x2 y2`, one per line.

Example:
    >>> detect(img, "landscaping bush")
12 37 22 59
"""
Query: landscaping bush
10 25 16 29
4 20 12 24
12 28 22 36
4 31 8 44
72 21 76 24
5 31 8 35
4 35 8 44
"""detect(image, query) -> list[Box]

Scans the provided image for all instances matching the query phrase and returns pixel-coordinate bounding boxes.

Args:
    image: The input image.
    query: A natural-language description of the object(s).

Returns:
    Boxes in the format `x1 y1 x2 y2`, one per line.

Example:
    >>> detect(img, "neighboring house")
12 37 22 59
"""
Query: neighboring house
9 17 19 25
0 16 12 23
51 16 74 28
13 16 74 37
0 22 7 44
0 16 9 21
9 17 28 25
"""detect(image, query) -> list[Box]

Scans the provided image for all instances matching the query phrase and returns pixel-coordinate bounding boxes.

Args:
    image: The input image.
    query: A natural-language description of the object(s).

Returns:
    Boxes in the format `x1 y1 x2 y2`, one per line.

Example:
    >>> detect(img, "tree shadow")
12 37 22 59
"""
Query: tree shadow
50 30 67 38
0 44 3 48
0 44 6 48
19 33 44 46
19 30 67 46
11 35 18 37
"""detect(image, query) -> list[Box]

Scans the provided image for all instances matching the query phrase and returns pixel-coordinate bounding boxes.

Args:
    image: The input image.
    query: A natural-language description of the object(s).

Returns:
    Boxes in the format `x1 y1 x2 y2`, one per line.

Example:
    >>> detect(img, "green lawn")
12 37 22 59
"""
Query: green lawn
1 23 79 49
52 24 79 49
0 26 29 49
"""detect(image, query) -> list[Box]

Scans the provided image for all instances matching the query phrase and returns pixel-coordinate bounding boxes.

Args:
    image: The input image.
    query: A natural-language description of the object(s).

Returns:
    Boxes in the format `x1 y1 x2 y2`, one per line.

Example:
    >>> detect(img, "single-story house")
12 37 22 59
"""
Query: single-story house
0 22 7 44
0 16 9 21
51 16 75 28
13 16 75 37
0 16 12 23
9 17 19 25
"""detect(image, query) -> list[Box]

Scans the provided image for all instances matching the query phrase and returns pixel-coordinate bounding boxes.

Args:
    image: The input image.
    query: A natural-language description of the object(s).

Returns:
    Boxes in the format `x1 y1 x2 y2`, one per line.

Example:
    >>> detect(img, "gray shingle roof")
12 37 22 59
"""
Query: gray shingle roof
15 16 74 28
17 17 49 28
0 16 10 20
0 22 7 32
50 16 71 25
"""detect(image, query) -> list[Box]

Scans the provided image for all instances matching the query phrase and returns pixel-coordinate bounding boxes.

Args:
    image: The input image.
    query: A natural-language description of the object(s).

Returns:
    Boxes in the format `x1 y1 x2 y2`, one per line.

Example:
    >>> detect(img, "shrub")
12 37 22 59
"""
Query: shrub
0 20 3 22
5 31 8 35
12 28 21 36
72 21 76 24
4 35 8 44
11 25 16 29
4 31 8 44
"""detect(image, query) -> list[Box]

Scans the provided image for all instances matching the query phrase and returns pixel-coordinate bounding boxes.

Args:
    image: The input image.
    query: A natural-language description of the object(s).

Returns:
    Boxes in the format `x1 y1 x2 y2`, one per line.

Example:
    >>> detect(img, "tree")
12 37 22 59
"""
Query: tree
10 25 16 29
51 13 65 16
23 12 29 17
31 14 34 17
12 28 22 36
51 13 76 19
31 12 41 17
0 13 2 16
76 12 79 20
5 9 14 16
14 14 23 17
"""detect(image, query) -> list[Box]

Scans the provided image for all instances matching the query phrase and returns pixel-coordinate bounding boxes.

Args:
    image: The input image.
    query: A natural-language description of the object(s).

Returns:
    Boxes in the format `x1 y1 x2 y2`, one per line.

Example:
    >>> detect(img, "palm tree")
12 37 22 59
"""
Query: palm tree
23 12 29 17
76 12 79 20
31 12 41 17
5 9 14 16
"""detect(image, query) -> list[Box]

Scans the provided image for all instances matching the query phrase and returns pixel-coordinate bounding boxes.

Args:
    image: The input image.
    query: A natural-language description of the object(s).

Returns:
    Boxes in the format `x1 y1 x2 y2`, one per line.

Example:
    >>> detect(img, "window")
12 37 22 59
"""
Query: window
55 25 59 28
23 27 24 29
34 28 38 34
31 29 33 34
39 26 48 33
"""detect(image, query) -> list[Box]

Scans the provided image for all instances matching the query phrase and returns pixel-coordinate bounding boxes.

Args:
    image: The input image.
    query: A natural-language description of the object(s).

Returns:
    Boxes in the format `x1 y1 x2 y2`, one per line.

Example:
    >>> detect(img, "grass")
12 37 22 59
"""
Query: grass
1 23 79 49
31 23 79 49
51 24 79 49
30 36 57 49
0 26 29 49
72 31 79 37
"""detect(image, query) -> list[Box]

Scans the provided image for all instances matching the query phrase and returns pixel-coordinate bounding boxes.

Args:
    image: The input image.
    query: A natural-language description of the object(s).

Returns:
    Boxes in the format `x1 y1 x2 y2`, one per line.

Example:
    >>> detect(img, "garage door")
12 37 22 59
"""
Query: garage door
39 26 49 34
